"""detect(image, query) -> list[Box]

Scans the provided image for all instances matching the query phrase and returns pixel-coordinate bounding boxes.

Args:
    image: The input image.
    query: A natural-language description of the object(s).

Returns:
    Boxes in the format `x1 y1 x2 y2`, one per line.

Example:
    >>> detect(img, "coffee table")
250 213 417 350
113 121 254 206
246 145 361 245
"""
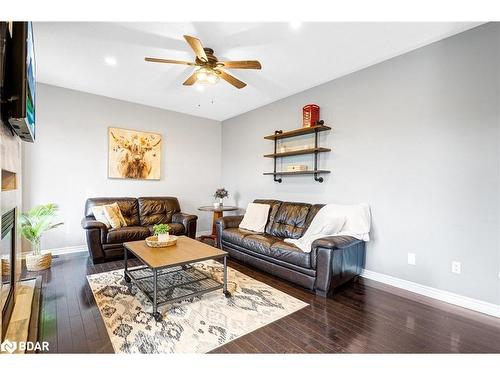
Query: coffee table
123 236 230 322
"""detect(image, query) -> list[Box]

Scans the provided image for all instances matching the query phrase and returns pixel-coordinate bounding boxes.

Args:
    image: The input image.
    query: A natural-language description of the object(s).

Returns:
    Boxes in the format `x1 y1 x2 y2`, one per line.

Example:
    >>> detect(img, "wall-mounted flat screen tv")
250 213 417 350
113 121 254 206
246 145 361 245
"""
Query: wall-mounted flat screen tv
8 22 36 142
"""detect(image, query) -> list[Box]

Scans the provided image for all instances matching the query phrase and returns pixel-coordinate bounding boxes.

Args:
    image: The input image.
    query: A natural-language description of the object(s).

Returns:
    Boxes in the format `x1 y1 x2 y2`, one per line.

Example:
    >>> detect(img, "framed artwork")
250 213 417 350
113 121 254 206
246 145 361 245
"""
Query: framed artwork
108 127 162 180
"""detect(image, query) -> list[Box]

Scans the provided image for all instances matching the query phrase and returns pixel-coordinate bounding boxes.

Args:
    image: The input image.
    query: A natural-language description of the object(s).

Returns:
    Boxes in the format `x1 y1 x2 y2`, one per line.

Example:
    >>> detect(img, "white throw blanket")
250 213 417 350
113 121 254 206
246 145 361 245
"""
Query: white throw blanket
285 203 371 253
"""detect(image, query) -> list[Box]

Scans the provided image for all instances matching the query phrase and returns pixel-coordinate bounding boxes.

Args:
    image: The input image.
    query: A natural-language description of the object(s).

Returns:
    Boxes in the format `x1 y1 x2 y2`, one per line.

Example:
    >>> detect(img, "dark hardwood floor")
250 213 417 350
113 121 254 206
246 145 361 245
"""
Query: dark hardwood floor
22 244 500 354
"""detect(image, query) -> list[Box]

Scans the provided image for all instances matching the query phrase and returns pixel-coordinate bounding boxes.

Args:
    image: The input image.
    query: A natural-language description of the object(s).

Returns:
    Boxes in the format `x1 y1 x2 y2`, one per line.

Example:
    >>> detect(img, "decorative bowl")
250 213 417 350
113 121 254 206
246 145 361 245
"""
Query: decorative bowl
145 235 178 248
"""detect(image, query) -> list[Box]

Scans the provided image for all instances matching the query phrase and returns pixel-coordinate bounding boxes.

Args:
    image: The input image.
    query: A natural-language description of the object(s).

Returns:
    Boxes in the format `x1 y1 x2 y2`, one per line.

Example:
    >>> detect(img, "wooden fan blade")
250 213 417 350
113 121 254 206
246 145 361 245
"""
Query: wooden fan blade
217 70 247 89
183 35 208 62
145 57 195 65
219 60 262 70
183 72 197 86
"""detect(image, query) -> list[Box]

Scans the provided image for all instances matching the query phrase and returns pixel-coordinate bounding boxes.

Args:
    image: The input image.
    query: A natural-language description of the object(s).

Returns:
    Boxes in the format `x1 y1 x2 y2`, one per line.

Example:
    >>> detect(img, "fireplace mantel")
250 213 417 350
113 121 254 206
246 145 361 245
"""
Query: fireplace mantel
0 122 23 340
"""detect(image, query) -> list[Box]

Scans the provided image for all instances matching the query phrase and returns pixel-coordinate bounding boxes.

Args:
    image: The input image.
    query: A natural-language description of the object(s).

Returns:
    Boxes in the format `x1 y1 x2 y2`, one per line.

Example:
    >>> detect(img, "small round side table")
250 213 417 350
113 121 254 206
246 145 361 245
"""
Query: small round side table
198 205 239 247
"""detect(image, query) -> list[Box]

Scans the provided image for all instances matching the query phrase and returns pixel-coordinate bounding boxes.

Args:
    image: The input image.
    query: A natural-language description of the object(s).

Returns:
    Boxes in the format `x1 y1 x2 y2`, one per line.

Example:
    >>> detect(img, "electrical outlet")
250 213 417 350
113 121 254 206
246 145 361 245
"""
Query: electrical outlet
407 253 416 265
452 261 461 274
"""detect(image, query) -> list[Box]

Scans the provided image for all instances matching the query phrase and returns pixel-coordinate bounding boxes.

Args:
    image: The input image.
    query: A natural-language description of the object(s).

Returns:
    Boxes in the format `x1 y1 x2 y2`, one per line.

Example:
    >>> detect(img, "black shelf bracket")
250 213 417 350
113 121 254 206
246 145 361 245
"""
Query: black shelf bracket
273 130 283 183
312 128 323 182
314 174 324 183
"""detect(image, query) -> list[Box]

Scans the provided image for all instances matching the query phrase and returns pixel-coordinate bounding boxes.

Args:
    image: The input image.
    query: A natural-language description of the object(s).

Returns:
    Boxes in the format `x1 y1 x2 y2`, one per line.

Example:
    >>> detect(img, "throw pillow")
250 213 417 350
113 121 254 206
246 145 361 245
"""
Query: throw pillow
103 203 127 229
91 205 111 228
239 203 271 233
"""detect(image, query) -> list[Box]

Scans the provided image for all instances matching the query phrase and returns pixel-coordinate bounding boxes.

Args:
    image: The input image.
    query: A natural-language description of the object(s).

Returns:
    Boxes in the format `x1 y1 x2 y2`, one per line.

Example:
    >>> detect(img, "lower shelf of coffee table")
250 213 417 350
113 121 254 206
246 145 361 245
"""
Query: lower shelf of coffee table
126 265 222 306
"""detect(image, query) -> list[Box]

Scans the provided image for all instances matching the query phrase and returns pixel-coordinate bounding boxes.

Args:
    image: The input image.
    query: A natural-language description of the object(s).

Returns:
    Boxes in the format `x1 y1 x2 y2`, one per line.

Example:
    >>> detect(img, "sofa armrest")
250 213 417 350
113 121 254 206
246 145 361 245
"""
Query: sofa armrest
311 235 365 297
81 217 107 230
172 212 198 239
215 215 243 249
311 235 363 251
81 217 108 264
215 215 243 230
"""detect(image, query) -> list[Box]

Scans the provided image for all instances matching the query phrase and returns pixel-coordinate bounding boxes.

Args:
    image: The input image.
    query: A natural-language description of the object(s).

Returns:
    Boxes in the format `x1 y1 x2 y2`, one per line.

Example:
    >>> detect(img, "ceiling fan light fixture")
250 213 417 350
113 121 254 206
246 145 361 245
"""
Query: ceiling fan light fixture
195 67 219 85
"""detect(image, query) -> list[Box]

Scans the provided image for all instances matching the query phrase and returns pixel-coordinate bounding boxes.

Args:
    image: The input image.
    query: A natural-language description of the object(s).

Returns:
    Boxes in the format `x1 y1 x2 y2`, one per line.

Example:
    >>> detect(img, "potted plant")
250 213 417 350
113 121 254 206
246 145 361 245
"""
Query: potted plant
213 188 229 208
20 203 63 271
153 223 171 243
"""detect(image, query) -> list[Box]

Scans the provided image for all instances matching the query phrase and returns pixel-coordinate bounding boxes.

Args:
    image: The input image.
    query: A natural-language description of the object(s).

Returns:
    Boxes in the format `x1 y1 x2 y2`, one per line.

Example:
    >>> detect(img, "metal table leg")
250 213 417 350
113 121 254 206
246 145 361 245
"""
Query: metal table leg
124 248 131 283
223 255 231 298
152 269 162 321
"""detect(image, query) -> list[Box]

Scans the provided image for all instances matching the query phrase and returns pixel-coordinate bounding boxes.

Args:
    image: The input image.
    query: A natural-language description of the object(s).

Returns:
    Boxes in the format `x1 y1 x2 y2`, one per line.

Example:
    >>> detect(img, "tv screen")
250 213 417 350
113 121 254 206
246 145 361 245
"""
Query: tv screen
26 22 35 134
8 22 36 142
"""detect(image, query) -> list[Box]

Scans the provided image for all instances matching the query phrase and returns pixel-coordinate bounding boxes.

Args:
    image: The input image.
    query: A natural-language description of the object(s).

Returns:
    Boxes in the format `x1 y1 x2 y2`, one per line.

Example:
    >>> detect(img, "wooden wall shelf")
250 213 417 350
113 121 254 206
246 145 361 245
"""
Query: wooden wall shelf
264 125 331 140
264 147 331 158
264 125 332 183
263 170 331 177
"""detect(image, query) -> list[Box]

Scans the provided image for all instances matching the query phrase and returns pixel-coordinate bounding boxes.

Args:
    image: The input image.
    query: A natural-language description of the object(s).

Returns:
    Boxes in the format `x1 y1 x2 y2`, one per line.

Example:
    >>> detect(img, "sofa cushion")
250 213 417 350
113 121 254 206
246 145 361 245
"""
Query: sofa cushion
253 199 282 235
221 227 255 247
146 223 185 236
268 202 311 239
270 241 311 268
106 226 150 244
138 197 181 226
85 197 140 226
238 234 312 269
242 234 282 254
304 204 325 230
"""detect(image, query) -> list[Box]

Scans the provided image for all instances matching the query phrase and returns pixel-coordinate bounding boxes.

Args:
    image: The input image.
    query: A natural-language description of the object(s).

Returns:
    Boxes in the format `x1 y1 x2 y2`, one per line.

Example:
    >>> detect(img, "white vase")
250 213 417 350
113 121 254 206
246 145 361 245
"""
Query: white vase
158 233 169 243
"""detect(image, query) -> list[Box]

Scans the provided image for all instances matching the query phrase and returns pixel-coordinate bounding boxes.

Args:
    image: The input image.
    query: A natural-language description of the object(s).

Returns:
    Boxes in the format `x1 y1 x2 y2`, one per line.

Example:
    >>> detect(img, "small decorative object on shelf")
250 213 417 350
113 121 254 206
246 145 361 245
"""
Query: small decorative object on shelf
213 187 229 207
153 223 171 243
20 203 63 271
286 165 308 172
303 104 320 128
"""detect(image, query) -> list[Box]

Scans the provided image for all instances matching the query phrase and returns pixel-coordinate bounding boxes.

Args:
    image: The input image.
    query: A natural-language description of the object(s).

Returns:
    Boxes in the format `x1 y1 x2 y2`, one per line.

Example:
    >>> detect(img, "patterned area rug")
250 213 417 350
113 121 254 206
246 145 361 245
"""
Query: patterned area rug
87 260 308 353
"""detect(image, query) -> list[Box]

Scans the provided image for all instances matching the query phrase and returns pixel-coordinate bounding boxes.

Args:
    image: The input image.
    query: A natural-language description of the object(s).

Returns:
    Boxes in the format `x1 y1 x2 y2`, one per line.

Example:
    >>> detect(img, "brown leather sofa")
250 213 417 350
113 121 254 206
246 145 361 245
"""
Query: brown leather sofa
81 197 197 264
216 199 366 297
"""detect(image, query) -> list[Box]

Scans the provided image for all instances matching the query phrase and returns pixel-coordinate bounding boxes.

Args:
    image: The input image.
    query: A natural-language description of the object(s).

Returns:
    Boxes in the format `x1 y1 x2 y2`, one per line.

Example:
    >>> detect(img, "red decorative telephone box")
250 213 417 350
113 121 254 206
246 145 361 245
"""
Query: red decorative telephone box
302 104 320 127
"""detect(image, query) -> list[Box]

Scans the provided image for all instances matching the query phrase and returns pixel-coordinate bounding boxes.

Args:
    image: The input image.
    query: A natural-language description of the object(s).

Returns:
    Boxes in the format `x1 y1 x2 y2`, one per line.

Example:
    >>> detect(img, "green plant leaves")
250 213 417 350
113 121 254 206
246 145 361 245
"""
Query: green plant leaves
19 203 64 247
153 223 171 235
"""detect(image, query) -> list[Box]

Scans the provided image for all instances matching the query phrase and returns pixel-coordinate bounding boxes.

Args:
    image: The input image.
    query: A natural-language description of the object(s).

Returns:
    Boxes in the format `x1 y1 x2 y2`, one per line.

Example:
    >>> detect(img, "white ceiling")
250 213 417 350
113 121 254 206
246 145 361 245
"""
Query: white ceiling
34 22 482 121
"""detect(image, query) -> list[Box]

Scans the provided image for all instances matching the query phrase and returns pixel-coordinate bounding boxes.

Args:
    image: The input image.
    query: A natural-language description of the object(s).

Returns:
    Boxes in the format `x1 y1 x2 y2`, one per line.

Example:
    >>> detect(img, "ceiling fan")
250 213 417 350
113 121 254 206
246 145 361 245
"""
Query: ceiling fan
145 35 262 89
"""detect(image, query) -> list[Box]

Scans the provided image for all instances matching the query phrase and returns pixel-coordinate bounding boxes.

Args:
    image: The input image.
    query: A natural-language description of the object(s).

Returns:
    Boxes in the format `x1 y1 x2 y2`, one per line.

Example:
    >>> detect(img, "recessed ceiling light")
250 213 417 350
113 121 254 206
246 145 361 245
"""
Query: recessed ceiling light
104 56 117 66
290 21 302 30
196 85 205 92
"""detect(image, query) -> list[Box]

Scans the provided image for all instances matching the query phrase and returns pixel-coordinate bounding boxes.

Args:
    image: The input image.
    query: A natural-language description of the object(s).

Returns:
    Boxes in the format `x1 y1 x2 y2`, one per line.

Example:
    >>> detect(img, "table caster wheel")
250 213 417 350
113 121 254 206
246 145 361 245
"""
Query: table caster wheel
153 312 162 322
223 291 231 298
124 273 131 283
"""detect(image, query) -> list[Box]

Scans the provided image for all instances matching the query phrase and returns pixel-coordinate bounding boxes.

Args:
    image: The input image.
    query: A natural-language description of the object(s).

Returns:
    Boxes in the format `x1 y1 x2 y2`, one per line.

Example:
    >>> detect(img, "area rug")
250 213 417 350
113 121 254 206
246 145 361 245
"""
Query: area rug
87 260 308 353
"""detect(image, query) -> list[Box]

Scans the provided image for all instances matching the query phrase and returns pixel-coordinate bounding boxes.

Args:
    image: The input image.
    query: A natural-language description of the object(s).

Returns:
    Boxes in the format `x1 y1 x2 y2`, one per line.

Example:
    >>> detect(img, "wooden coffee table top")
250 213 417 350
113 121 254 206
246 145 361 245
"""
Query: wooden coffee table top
123 235 227 269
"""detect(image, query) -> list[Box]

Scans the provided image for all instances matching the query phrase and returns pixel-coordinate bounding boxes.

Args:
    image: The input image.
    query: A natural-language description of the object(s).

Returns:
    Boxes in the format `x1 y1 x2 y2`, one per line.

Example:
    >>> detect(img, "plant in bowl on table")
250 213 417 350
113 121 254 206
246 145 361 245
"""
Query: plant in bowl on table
153 223 171 243
213 188 229 208
20 203 63 271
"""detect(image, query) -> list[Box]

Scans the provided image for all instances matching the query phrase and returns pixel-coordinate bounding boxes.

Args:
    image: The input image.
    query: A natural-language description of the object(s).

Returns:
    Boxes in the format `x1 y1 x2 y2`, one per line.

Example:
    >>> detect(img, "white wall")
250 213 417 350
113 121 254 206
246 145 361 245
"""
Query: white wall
23 84 222 250
221 24 500 304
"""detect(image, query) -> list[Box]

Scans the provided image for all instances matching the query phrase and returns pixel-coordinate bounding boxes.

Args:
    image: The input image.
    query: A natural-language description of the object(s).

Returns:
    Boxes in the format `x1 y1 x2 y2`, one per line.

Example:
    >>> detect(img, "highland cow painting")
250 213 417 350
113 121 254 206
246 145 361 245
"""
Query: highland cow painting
108 127 162 180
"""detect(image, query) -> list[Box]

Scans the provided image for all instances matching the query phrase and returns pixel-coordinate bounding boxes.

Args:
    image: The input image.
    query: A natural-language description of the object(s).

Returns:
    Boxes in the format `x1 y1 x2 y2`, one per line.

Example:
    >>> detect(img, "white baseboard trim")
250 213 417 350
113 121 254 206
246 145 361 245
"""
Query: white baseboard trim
361 269 500 318
48 245 87 256
196 230 212 237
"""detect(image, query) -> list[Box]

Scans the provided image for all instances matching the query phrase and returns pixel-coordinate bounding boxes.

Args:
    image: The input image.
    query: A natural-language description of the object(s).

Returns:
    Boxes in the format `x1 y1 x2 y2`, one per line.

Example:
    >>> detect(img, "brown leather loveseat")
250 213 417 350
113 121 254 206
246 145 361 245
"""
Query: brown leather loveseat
81 197 197 263
216 199 366 297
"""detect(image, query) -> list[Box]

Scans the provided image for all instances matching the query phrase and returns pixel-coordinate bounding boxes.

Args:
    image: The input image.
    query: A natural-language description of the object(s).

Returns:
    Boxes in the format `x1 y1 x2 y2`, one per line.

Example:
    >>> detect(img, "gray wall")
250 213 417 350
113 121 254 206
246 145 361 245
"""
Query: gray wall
23 84 222 250
221 23 500 304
